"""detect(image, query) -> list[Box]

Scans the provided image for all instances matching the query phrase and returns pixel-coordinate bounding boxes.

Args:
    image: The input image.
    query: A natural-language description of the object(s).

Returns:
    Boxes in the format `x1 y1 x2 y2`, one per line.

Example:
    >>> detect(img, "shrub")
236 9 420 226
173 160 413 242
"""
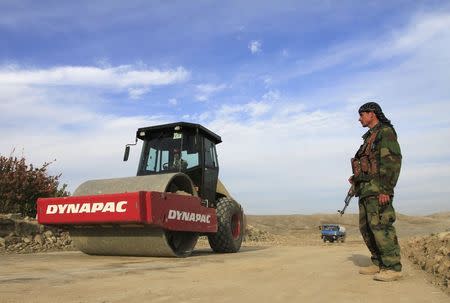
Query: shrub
0 154 70 217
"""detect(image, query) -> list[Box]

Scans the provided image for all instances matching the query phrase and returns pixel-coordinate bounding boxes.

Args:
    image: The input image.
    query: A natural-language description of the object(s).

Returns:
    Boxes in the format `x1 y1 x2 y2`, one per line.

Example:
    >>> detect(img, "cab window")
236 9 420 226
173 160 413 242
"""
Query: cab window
204 138 218 168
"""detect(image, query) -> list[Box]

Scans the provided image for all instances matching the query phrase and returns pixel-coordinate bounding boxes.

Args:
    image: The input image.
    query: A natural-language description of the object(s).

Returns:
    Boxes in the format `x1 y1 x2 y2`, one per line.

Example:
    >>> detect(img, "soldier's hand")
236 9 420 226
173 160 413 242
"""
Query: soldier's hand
348 176 354 184
378 194 390 205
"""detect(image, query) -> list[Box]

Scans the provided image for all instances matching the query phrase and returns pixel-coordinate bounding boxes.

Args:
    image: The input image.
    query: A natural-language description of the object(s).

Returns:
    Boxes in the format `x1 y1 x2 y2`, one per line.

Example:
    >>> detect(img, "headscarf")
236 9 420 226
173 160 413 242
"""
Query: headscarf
358 102 393 127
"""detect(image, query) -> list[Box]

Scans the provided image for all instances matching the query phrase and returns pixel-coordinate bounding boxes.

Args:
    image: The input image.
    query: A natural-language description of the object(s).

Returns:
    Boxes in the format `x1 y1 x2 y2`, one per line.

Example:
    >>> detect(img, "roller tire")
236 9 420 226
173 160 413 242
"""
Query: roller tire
208 197 244 253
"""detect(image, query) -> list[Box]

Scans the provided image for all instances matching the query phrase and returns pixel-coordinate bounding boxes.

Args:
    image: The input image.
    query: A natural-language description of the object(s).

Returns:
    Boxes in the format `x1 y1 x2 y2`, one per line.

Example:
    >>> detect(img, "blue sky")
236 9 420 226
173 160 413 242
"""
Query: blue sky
1 1 450 215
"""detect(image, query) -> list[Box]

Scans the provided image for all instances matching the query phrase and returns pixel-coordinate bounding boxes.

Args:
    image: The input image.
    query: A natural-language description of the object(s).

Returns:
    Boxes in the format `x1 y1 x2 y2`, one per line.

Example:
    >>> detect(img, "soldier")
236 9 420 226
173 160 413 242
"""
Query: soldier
349 102 403 282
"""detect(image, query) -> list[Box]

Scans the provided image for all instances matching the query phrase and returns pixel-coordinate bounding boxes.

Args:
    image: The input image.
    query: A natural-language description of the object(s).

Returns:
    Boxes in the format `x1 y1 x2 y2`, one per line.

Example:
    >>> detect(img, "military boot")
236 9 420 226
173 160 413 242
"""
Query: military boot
373 269 402 281
359 264 380 275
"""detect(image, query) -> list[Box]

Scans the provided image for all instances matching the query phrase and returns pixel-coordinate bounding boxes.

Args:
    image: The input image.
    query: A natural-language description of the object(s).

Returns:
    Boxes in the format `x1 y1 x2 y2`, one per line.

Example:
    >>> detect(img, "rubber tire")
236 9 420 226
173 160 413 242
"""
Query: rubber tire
208 197 244 253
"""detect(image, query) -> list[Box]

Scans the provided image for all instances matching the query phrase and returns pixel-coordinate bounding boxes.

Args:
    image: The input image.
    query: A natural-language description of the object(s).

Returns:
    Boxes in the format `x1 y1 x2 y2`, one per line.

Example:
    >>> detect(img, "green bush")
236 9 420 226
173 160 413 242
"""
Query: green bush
0 154 70 217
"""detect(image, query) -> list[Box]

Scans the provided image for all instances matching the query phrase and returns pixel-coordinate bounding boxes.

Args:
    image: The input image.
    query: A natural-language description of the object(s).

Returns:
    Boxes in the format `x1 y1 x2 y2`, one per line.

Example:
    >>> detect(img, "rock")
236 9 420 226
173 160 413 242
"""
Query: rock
438 246 447 255
33 234 44 245
0 237 5 251
0 218 15 237
15 221 41 236
5 235 21 246
22 236 32 244
13 243 22 250
43 230 54 238
5 213 23 220
437 232 450 241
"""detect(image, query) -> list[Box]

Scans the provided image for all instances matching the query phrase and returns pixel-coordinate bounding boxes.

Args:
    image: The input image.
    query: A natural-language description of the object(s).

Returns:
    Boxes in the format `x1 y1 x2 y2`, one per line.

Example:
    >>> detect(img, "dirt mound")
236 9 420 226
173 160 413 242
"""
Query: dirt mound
244 224 276 242
426 212 450 220
402 232 450 294
0 214 74 254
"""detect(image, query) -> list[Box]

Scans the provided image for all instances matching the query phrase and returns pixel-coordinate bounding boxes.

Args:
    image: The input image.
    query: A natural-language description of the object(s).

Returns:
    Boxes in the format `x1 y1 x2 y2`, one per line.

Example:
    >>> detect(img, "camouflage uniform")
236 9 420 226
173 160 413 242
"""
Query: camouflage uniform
353 122 402 272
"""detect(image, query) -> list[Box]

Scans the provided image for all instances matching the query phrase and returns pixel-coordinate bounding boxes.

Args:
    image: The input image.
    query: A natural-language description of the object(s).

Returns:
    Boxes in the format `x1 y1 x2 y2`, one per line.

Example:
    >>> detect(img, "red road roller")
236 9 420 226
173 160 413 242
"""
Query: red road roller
37 122 245 257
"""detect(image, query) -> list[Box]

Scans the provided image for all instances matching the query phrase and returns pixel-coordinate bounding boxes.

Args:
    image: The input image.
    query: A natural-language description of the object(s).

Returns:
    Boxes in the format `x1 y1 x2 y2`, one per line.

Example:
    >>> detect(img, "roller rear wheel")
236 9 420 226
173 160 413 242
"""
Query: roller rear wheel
208 197 244 253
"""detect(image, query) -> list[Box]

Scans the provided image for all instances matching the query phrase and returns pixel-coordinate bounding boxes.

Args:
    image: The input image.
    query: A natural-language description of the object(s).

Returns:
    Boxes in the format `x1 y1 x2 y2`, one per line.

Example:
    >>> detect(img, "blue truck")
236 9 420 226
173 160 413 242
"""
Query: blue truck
320 224 346 243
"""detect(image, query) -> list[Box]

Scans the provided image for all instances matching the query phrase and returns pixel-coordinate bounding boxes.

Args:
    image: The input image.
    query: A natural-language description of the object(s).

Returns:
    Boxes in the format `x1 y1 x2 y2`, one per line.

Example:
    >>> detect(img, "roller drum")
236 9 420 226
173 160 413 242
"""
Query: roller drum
70 226 198 257
70 173 199 257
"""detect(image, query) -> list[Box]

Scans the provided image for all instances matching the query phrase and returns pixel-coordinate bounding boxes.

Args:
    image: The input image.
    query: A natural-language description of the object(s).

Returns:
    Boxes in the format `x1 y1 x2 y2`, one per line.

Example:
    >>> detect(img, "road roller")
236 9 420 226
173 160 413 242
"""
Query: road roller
37 122 245 257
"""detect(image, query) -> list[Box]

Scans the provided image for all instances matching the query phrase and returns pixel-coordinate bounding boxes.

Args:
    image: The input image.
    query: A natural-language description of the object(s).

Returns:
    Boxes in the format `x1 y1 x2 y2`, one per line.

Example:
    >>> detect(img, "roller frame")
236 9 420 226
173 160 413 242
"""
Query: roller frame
37 191 217 233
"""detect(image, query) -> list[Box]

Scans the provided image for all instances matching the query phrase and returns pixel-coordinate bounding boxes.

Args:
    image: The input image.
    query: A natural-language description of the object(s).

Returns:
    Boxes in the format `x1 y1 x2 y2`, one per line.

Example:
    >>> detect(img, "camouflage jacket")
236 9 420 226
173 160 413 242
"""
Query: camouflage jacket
354 123 402 198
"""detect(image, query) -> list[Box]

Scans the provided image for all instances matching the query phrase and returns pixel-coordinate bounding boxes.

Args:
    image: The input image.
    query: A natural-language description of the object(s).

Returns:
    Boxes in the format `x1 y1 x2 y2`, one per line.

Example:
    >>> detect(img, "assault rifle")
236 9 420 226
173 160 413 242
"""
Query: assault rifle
337 185 355 216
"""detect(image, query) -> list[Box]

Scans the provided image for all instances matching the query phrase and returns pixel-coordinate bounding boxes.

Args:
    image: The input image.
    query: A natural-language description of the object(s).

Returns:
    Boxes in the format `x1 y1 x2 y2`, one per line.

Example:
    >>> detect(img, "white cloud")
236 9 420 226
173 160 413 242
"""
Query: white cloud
196 95 208 102
2 78 448 216
196 12 450 215
198 112 210 121
204 100 450 215
94 57 111 68
263 76 272 86
280 12 450 81
168 98 178 106
195 83 227 101
371 13 450 60
0 63 189 187
216 101 272 118
1 11 450 216
262 90 280 102
246 102 271 117
0 65 190 99
204 104 355 214
248 40 262 54
0 84 170 191
128 87 151 99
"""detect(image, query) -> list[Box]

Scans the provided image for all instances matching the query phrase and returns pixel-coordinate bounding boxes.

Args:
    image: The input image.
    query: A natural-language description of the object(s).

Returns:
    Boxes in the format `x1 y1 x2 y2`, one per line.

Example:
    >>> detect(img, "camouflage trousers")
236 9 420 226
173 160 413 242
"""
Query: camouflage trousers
359 196 402 271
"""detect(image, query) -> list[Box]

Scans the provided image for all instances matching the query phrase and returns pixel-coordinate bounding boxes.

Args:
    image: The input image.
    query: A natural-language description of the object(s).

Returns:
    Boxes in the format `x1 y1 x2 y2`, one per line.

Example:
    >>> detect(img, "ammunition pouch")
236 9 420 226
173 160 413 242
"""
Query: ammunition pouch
353 173 372 183
351 158 361 177
360 156 370 174
351 128 380 183
351 157 374 183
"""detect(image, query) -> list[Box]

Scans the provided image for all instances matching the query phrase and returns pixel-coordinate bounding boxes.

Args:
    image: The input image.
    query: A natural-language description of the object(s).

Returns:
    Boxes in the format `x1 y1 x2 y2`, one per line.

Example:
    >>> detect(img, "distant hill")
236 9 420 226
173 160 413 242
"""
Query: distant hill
246 212 450 239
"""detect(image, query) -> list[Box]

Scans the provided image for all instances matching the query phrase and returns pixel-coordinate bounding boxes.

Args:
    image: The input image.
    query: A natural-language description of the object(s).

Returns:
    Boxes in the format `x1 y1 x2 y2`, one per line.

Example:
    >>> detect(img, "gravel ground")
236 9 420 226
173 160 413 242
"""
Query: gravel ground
1 212 448 296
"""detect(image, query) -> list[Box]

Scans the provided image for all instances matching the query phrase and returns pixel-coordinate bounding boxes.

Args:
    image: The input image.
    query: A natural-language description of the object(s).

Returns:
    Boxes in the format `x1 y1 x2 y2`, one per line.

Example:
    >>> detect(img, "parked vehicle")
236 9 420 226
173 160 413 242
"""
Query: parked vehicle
320 224 346 243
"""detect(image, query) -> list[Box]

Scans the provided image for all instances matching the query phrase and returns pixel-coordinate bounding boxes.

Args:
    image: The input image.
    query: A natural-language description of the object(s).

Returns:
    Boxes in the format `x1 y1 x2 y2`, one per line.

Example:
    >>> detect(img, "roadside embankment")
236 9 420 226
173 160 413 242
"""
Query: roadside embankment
402 231 450 294
0 213 74 254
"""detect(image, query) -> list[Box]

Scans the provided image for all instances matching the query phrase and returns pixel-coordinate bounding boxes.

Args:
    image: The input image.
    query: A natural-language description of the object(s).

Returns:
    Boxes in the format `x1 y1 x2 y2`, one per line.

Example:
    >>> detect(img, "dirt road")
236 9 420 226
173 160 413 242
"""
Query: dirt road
0 243 447 303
